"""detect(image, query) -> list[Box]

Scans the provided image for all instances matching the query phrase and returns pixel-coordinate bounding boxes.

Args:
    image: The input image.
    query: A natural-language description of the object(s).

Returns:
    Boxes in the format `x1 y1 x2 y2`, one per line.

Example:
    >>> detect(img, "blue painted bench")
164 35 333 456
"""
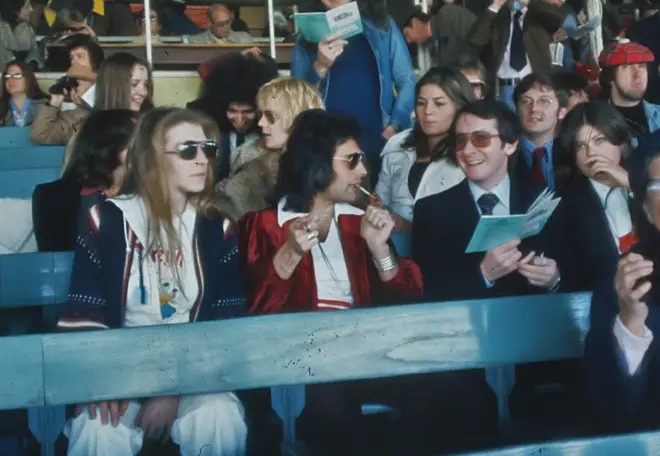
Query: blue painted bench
0 127 38 149
0 251 593 455
0 127 65 199
459 430 660 455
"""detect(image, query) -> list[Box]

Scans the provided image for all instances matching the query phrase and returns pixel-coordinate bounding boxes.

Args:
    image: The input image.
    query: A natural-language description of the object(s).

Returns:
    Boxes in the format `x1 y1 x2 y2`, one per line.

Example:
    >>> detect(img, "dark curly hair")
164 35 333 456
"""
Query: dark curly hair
62 109 138 189
188 53 279 133
275 109 361 213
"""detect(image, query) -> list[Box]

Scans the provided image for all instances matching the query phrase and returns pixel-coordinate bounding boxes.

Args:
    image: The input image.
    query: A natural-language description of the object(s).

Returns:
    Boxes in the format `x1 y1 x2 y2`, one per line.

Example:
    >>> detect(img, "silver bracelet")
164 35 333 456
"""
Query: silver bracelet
374 253 397 272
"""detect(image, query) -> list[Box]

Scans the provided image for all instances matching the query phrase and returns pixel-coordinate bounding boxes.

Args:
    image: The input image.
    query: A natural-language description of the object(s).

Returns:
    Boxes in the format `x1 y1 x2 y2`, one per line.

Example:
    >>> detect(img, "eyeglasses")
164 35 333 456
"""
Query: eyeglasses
3 74 24 80
333 152 365 170
455 131 500 151
519 97 555 109
647 179 660 193
212 19 232 27
261 110 277 124
166 140 218 160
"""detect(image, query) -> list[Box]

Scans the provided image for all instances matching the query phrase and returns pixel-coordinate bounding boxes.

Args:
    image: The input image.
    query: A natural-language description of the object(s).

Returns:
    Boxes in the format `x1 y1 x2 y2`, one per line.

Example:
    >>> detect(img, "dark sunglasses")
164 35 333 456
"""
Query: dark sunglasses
455 131 500 152
333 151 365 170
261 110 277 124
166 140 218 160
68 26 86 32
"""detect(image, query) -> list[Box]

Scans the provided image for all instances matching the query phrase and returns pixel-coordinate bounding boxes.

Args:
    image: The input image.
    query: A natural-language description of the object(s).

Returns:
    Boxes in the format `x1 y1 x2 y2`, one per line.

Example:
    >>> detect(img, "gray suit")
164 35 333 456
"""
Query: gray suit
188 29 253 45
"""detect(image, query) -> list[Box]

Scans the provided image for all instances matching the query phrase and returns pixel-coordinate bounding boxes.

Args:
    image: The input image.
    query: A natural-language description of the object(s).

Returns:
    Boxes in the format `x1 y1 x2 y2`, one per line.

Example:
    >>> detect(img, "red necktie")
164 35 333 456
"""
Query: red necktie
619 232 639 254
531 148 546 187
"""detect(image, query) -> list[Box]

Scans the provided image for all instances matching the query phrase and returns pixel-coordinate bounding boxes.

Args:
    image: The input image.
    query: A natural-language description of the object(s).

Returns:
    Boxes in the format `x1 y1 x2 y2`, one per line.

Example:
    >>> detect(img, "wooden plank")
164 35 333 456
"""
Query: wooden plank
46 43 295 66
0 253 73 309
42 293 591 405
454 430 660 455
0 148 64 170
0 335 44 409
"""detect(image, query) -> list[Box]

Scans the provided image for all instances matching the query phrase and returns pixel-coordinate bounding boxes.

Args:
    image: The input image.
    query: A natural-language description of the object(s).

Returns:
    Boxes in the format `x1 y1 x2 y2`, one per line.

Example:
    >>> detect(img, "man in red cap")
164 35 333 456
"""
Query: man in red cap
599 38 660 145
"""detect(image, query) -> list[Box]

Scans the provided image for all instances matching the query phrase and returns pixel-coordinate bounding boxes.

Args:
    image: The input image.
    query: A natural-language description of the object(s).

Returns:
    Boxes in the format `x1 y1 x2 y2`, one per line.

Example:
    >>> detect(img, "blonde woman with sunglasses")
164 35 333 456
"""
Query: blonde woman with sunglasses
58 108 247 456
216 76 324 217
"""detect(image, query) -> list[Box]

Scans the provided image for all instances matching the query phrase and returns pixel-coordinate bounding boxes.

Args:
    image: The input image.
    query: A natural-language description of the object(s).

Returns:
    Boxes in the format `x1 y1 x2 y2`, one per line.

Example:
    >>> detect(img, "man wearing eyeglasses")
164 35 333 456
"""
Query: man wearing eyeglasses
188 4 253 45
413 100 566 436
514 73 568 190
413 100 563 303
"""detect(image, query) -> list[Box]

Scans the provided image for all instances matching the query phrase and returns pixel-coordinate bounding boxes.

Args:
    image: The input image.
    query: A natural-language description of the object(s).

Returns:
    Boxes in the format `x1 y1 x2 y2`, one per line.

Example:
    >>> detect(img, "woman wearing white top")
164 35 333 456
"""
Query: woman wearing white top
375 67 475 232
555 100 635 292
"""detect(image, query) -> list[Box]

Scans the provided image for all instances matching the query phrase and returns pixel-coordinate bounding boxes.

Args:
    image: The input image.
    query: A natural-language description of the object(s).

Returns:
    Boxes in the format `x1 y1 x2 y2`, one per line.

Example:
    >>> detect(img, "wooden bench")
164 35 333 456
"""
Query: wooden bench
0 250 593 455
459 429 660 455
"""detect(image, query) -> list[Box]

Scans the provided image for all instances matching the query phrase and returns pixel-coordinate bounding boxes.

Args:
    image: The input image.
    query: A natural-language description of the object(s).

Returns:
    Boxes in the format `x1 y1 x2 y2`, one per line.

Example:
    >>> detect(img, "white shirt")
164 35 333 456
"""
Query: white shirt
492 6 532 79
614 316 653 375
117 198 200 327
468 174 511 216
589 179 633 253
375 129 465 221
278 199 364 310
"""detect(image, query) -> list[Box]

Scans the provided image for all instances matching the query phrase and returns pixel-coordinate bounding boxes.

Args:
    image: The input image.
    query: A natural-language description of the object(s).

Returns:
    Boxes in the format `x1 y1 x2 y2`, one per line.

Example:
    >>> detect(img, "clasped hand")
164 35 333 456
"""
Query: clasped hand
481 239 559 288
76 396 180 442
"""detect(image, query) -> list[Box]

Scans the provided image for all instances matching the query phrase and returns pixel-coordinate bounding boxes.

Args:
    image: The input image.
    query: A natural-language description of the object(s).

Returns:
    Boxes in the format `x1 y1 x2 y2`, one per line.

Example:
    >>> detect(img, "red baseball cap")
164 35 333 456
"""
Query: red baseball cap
598 38 655 68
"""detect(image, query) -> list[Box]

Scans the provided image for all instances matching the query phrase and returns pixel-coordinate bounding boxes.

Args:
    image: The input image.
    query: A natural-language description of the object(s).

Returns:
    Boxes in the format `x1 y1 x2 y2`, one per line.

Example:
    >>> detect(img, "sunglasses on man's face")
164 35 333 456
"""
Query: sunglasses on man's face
166 140 218 160
68 26 86 33
455 131 500 152
261 110 277 125
333 151 365 170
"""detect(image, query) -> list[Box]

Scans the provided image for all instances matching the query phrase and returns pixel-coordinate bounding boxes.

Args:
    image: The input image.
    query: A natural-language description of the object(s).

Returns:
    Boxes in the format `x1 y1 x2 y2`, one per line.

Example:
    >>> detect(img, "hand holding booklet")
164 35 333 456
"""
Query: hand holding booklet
465 188 561 253
294 1 363 43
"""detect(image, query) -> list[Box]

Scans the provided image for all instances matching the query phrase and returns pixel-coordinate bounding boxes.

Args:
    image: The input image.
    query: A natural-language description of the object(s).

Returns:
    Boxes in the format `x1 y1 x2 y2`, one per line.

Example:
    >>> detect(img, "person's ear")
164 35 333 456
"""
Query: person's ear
503 140 518 156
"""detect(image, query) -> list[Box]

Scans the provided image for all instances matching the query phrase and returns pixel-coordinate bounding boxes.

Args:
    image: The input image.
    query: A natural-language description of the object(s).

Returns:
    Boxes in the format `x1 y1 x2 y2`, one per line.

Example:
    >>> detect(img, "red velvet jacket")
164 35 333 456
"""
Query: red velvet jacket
238 207 423 315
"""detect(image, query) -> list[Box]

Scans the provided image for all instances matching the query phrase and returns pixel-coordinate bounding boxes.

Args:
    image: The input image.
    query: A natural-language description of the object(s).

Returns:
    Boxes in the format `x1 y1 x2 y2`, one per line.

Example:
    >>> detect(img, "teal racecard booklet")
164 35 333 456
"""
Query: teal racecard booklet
294 1 363 43
465 188 561 253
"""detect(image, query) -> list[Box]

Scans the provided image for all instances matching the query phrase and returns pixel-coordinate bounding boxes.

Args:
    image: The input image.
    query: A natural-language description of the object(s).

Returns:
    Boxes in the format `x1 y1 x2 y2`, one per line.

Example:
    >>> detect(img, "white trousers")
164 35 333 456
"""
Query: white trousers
64 393 247 456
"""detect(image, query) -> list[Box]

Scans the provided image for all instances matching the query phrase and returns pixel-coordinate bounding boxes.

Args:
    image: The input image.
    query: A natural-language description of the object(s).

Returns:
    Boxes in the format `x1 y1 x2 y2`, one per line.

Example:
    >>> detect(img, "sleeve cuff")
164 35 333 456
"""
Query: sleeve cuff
613 316 653 376
480 264 495 289
488 6 500 13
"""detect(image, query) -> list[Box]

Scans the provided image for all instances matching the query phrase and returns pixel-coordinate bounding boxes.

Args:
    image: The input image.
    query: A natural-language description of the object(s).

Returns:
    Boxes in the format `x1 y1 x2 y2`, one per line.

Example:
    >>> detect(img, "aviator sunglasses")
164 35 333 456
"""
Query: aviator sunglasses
455 131 501 152
333 151 365 170
166 140 218 160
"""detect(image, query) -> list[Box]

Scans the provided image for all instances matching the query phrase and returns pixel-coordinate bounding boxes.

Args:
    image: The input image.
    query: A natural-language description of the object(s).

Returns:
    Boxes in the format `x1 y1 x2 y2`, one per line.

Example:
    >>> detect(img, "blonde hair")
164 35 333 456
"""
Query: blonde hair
120 108 221 263
256 77 325 133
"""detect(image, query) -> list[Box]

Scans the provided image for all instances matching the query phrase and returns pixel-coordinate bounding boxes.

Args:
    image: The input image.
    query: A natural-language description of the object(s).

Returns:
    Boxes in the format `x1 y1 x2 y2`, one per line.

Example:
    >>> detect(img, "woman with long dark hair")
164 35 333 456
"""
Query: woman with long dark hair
0 60 46 126
0 0 42 71
95 52 153 113
291 0 416 180
585 130 660 432
32 109 138 251
555 100 635 291
375 67 474 232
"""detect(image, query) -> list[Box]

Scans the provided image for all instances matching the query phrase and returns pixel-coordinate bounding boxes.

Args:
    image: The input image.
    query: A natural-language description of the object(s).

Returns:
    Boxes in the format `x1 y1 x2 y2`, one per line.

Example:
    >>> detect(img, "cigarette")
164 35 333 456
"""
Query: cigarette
358 185 375 199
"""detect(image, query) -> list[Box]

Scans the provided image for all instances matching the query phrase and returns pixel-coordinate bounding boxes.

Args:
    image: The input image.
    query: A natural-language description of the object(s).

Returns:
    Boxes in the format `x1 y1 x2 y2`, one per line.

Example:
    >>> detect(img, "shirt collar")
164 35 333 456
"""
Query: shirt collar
277 197 365 227
511 6 528 18
468 174 511 212
589 178 628 204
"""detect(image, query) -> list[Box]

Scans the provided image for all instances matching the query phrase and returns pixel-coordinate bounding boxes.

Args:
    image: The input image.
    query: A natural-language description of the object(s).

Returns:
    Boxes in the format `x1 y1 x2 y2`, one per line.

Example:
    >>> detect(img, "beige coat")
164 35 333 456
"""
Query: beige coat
29 103 89 146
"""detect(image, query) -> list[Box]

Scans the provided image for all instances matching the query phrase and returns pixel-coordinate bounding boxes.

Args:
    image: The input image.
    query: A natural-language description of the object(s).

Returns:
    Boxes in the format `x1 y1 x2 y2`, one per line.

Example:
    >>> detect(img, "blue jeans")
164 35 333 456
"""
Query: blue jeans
498 83 516 112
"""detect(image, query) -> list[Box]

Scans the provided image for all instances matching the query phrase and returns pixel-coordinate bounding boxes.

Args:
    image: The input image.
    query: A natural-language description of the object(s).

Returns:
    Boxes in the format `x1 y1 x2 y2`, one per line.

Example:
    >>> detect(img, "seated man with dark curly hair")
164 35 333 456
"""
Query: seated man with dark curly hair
187 52 279 181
